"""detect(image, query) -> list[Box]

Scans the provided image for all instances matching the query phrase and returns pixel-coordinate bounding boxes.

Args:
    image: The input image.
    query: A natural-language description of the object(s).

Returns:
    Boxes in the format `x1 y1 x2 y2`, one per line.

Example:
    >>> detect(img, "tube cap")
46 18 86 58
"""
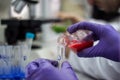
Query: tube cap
26 32 35 39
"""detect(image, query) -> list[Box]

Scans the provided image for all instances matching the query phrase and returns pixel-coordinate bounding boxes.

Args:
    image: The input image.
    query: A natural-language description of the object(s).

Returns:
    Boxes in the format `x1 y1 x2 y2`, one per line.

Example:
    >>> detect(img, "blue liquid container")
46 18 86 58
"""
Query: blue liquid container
0 44 29 80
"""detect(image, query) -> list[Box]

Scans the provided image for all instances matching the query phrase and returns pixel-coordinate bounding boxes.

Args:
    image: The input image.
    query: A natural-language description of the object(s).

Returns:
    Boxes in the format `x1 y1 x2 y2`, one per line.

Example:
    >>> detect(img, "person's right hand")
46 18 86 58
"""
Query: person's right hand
67 21 120 62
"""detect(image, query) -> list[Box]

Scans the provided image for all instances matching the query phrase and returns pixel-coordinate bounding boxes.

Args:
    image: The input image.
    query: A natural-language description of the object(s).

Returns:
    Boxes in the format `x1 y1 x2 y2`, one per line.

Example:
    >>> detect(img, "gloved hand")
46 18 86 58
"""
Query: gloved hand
26 58 78 80
67 21 120 62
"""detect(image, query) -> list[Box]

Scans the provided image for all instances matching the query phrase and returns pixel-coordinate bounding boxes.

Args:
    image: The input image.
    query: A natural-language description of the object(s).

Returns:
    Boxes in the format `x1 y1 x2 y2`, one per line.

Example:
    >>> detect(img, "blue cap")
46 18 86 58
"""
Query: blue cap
26 32 35 39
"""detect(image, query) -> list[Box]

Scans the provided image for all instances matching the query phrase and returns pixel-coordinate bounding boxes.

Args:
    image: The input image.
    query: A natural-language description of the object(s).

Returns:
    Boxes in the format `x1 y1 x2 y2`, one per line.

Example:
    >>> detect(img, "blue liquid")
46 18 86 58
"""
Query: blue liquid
0 67 25 79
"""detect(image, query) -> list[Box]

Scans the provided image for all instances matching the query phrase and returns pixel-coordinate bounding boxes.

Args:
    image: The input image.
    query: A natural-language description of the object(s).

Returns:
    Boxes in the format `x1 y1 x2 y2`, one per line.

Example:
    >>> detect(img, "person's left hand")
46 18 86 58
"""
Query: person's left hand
26 58 78 80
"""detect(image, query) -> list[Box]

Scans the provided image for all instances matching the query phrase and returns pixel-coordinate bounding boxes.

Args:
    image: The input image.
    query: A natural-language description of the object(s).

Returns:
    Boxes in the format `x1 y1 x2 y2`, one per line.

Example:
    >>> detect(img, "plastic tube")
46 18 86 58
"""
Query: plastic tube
25 32 35 50
5 46 13 77
25 32 35 63
57 34 68 68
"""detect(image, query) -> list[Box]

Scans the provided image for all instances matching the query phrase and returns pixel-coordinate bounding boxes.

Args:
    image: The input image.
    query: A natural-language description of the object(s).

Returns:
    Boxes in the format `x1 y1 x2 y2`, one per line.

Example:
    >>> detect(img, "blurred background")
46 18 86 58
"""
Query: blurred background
0 0 92 60
0 0 119 79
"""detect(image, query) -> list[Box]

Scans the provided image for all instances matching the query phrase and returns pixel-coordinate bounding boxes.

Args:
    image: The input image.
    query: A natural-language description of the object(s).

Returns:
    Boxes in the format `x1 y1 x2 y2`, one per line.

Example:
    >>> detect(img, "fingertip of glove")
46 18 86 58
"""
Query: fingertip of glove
67 25 73 34
67 21 87 33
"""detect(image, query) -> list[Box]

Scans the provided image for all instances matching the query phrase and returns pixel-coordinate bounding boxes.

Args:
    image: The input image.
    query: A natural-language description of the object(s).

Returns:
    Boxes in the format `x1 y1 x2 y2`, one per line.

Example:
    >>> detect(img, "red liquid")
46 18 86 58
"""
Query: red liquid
68 40 93 53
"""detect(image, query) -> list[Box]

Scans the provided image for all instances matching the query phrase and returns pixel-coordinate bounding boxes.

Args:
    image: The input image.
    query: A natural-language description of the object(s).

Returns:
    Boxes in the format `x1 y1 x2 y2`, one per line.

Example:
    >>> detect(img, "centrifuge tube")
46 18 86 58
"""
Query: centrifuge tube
57 33 69 68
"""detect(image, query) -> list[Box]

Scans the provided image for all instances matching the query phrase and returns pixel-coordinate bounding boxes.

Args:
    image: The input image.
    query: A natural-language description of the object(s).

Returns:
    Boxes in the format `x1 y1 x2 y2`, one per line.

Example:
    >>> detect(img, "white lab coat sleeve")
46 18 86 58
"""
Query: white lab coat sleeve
108 18 120 32
68 52 120 80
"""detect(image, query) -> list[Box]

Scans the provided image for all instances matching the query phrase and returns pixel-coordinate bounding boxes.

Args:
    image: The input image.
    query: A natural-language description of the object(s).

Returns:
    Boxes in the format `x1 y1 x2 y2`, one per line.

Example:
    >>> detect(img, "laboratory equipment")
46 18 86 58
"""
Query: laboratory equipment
0 44 30 79
25 32 34 62
57 33 68 68
1 0 62 47
57 30 93 54
68 30 93 53
1 19 61 46
25 32 35 49
12 0 39 19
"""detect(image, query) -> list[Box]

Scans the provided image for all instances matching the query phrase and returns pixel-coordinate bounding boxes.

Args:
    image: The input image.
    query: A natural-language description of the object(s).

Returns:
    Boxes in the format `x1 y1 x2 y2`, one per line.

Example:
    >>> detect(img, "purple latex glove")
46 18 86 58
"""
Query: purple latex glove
67 21 120 62
26 58 78 80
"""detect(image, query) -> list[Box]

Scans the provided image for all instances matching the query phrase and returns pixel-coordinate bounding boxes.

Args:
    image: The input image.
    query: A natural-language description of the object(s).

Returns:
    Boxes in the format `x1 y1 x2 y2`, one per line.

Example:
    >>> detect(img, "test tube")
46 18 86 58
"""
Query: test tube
12 45 22 77
25 32 35 50
25 32 35 63
57 33 68 68
57 45 66 68
0 46 8 78
5 46 13 77
20 44 29 77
